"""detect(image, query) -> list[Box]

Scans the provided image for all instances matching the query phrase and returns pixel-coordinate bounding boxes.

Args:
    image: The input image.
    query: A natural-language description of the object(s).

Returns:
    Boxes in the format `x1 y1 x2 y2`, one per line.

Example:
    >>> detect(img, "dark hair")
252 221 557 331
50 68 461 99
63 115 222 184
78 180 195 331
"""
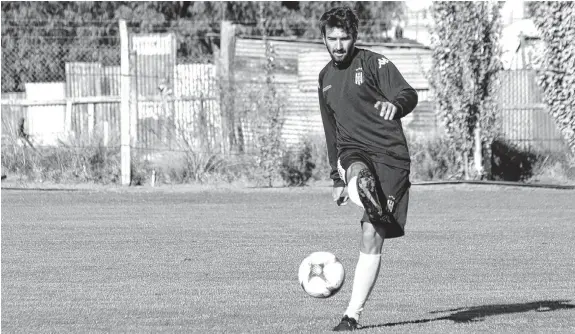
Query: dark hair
319 6 359 39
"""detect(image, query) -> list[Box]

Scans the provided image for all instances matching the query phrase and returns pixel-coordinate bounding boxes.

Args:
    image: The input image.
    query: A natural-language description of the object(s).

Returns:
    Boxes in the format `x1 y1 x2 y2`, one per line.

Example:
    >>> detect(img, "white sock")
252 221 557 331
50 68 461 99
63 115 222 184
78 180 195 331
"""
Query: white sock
344 252 382 321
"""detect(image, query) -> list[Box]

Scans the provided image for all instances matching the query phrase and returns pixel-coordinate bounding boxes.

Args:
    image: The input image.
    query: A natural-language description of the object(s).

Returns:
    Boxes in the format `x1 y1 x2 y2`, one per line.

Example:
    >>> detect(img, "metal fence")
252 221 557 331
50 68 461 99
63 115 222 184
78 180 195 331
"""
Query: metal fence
1 22 221 157
498 70 565 152
1 21 569 161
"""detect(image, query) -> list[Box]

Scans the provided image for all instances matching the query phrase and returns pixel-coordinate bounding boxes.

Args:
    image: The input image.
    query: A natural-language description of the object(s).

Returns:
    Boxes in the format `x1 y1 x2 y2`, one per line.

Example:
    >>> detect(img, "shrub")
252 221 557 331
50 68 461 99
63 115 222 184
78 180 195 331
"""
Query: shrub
484 138 575 184
526 149 575 185
1 129 122 184
1 144 121 184
408 133 461 181
280 134 332 186
490 139 539 182
281 145 315 187
140 149 229 185
304 135 332 182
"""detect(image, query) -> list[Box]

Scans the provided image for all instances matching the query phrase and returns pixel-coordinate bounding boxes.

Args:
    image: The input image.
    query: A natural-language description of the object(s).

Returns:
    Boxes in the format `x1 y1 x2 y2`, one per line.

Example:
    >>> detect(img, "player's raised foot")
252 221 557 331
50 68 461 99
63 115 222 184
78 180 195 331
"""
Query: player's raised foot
333 315 360 331
356 169 385 223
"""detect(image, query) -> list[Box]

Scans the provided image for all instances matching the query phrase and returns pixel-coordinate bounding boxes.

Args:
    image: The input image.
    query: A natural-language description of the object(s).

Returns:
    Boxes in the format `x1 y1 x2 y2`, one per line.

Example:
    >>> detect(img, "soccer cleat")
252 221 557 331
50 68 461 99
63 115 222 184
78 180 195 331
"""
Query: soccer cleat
333 315 360 331
356 169 387 223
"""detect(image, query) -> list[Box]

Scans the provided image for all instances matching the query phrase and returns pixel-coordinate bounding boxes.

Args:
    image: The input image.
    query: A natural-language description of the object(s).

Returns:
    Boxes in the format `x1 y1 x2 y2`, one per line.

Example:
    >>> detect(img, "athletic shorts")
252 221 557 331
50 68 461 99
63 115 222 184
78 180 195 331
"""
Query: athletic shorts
338 150 411 239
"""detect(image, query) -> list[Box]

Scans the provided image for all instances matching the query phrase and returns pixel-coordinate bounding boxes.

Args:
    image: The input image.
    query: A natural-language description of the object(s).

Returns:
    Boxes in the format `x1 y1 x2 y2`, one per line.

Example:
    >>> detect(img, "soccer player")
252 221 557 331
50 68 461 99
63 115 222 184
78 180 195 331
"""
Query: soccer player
317 7 418 331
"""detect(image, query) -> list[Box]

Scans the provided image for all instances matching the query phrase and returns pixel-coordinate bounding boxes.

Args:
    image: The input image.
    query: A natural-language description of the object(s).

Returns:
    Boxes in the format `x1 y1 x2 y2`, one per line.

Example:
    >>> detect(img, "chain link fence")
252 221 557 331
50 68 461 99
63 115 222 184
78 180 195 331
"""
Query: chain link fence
1 18 313 185
2 19 122 148
1 19 221 150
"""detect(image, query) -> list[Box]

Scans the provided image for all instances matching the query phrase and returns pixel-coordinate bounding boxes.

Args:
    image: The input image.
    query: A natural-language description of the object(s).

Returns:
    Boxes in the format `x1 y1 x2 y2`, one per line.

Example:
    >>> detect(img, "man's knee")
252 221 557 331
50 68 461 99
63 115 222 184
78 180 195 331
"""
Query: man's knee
346 161 368 182
346 162 370 208
360 222 385 254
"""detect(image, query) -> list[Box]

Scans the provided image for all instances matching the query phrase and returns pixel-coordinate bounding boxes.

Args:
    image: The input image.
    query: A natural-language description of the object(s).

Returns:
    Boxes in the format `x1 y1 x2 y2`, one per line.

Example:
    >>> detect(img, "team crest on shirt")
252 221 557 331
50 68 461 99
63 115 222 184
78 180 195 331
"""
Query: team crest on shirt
386 195 396 213
354 67 363 85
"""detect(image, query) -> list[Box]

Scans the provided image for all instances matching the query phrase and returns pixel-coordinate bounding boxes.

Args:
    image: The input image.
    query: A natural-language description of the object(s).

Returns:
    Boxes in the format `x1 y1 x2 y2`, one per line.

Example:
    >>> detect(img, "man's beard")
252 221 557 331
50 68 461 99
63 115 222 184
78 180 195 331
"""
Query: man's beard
330 47 353 65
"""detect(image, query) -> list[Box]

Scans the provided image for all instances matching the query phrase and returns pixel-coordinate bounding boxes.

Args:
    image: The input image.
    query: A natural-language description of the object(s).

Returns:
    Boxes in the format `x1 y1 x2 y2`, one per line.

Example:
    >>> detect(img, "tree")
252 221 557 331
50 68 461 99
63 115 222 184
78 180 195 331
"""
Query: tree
1 2 122 92
255 2 285 187
1 1 407 92
528 2 575 156
297 1 405 41
429 1 503 180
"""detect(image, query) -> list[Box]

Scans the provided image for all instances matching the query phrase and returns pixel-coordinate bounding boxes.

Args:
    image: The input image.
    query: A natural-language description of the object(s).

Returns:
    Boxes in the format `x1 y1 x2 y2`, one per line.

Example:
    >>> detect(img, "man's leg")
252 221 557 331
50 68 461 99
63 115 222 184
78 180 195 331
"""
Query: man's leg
334 162 385 331
345 221 385 317
346 163 386 224
334 221 385 331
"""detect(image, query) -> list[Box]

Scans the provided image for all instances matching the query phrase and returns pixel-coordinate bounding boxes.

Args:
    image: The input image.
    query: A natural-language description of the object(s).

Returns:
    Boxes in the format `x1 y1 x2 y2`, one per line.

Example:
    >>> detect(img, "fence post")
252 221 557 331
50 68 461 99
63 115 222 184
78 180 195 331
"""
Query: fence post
219 21 236 155
120 20 131 186
65 100 73 134
103 121 109 147
129 51 138 147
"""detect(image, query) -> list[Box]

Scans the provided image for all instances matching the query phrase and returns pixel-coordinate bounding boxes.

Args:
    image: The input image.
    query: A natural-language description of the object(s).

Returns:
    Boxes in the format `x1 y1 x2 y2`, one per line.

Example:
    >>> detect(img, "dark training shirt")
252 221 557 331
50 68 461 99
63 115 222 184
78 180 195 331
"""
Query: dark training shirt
318 48 418 186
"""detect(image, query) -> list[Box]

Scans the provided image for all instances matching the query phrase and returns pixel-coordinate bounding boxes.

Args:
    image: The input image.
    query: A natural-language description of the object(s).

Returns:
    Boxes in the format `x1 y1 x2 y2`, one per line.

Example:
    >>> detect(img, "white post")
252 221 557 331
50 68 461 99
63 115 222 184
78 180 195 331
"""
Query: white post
65 100 73 134
473 125 484 177
130 51 138 146
103 121 109 147
220 21 236 155
120 20 131 186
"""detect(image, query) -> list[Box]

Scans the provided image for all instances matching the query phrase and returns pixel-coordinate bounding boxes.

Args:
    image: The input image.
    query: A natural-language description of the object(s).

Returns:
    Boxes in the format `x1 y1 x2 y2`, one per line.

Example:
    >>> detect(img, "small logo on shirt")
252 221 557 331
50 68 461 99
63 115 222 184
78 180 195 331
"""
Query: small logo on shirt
386 195 396 213
378 57 389 68
322 85 332 92
355 72 363 85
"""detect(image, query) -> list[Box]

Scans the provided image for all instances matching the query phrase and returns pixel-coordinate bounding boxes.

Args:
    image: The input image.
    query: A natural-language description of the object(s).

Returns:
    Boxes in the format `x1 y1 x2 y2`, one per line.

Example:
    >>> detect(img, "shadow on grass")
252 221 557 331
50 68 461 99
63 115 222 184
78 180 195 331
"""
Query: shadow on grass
1 187 80 192
362 300 575 329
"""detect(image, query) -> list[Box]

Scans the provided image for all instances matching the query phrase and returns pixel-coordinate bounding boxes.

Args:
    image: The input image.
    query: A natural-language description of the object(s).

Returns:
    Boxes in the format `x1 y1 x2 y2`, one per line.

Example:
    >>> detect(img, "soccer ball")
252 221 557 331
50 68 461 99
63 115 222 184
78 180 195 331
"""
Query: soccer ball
298 252 345 298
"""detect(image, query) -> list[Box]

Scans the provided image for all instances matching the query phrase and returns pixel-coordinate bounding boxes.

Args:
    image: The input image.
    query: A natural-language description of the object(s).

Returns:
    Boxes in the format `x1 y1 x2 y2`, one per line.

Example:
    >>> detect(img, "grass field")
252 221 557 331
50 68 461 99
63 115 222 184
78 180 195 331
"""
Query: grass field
2 184 574 333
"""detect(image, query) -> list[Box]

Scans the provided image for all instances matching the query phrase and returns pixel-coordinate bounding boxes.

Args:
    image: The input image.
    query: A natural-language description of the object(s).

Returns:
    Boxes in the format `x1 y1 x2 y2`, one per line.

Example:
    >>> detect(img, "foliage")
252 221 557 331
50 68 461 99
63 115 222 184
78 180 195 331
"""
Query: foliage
491 138 575 184
1 143 121 184
4 131 572 186
143 150 226 185
246 1 405 40
252 3 286 187
530 151 575 185
408 133 461 181
528 2 575 156
302 134 332 182
429 2 503 179
280 140 317 187
490 139 539 182
141 76 226 184
407 133 575 184
1 1 404 92
1 2 121 92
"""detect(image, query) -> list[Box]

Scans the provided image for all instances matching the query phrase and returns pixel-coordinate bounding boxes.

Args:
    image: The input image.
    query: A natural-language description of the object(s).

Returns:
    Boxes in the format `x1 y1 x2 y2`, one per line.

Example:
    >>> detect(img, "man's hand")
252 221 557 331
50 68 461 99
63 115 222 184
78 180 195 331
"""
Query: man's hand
374 101 398 120
333 186 349 206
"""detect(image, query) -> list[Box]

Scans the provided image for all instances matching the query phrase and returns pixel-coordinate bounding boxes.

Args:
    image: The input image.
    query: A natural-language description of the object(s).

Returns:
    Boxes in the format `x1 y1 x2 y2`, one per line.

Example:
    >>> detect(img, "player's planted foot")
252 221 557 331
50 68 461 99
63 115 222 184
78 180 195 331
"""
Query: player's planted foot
333 315 359 331
356 169 385 223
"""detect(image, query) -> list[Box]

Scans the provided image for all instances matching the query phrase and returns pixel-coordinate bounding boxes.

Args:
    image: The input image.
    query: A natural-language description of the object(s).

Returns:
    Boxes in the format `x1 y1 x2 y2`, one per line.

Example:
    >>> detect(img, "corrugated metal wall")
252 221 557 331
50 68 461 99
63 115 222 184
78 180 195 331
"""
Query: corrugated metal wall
234 37 566 152
136 63 220 153
297 48 431 92
1 92 26 142
370 48 432 90
235 38 326 74
499 70 564 151
64 62 121 145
